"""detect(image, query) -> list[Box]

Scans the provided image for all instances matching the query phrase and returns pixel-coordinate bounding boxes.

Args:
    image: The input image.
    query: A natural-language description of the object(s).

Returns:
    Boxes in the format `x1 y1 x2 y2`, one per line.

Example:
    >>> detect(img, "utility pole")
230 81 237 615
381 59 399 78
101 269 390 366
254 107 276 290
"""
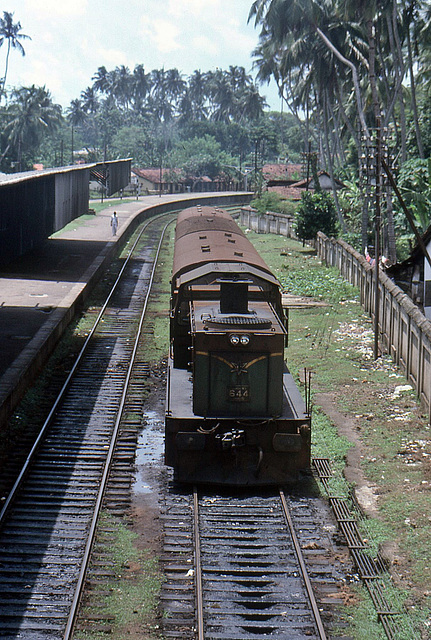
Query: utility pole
159 153 163 198
374 118 382 360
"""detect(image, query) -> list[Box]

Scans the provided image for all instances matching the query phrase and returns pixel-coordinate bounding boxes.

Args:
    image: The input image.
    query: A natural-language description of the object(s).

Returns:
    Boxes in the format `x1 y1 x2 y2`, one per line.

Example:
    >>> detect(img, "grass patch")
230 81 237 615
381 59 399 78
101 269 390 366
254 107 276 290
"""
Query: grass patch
245 232 357 302
90 199 134 214
311 409 352 479
137 223 174 363
76 513 163 640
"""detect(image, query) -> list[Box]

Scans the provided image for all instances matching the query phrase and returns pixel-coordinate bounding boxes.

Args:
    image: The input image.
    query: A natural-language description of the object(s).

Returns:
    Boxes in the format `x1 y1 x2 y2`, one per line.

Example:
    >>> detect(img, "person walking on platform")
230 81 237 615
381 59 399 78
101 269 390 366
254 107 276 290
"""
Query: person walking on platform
111 211 118 236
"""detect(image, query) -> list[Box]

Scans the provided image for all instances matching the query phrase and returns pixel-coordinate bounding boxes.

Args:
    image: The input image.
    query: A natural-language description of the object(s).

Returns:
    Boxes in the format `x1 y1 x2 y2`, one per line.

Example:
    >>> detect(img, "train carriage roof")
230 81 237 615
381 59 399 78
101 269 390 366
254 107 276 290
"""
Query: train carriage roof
175 205 242 240
172 205 279 290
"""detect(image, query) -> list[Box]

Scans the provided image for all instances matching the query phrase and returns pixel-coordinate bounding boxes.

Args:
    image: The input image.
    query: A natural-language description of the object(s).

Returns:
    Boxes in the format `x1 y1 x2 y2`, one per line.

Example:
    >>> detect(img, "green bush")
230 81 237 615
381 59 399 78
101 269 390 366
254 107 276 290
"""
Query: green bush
250 191 299 216
295 191 338 240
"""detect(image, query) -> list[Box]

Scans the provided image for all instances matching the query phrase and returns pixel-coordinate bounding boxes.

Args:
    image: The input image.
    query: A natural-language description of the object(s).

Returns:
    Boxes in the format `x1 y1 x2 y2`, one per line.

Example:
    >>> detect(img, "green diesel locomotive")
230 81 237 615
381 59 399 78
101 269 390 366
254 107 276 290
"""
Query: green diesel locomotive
165 204 311 485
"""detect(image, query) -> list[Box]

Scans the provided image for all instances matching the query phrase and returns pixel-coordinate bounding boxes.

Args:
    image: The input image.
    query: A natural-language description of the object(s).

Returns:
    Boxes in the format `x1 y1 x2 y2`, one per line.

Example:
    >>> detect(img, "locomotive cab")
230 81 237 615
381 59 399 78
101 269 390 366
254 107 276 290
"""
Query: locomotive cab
191 279 285 418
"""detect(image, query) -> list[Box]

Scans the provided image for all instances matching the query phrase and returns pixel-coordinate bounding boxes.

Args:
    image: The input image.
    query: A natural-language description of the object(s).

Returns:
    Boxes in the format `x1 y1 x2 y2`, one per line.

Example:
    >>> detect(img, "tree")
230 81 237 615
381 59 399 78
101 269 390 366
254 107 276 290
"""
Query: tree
92 66 111 94
1 85 63 170
396 158 431 234
131 64 152 113
206 68 236 123
238 83 267 122
150 68 174 123
110 124 152 165
295 191 338 240
111 65 133 109
0 12 30 99
81 86 99 114
188 69 209 120
168 134 233 181
67 99 86 128
249 0 412 258
165 68 186 106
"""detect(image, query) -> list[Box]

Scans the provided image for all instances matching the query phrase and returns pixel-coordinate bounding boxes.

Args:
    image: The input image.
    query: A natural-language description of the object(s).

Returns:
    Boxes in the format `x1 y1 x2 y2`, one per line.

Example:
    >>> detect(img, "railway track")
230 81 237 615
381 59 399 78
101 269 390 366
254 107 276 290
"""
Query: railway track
0 213 174 639
161 485 350 640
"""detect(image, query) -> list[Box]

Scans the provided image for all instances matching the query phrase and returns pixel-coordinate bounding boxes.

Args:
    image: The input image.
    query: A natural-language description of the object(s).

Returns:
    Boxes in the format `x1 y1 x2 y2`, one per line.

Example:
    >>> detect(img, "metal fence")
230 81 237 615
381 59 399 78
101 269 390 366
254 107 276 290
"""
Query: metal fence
316 232 431 421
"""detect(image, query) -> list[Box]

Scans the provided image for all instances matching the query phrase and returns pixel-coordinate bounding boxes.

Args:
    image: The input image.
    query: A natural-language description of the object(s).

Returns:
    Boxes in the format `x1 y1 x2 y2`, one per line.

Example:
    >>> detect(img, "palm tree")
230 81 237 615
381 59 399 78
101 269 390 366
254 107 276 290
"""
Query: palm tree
0 11 31 98
165 68 186 109
67 99 87 127
249 0 370 136
250 0 407 251
404 1 424 158
111 65 132 108
150 68 174 122
177 89 194 124
205 69 236 122
81 86 99 114
92 66 111 94
131 64 152 112
188 70 209 120
226 65 250 91
238 83 267 122
1 85 63 168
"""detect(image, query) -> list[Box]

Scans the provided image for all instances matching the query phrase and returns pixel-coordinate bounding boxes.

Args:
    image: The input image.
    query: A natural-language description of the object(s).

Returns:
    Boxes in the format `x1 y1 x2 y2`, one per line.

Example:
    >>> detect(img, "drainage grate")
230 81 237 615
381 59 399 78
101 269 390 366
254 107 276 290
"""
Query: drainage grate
313 458 416 640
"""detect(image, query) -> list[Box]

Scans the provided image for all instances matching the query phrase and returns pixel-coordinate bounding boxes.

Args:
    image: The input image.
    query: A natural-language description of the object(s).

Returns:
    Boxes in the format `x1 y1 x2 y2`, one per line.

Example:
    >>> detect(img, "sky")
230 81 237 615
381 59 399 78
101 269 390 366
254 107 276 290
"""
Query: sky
0 0 282 112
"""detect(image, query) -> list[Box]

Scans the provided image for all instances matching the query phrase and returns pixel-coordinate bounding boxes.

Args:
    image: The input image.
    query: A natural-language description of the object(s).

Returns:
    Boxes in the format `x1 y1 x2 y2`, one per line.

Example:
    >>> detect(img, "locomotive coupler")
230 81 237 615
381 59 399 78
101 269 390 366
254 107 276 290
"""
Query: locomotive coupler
215 429 245 450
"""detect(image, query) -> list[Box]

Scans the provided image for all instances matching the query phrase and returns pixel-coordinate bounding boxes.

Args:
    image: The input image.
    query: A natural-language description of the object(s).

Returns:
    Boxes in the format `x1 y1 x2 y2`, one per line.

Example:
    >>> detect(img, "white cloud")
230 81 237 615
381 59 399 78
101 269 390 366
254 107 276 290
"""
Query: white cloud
140 17 181 54
191 35 219 57
21 0 88 19
93 47 130 68
167 0 218 18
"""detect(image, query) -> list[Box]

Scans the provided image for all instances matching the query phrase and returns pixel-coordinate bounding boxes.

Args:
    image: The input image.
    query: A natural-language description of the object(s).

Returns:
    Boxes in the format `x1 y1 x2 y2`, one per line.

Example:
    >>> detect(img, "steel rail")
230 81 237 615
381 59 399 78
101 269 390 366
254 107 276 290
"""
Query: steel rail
193 487 205 640
279 489 328 640
0 212 174 528
63 218 174 639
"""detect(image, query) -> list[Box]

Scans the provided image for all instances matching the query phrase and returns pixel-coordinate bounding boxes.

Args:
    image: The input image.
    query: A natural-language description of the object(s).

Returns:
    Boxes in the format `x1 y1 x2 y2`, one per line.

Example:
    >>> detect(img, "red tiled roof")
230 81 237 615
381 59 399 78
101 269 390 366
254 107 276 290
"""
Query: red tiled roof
267 185 304 200
132 168 162 182
132 167 215 183
262 163 302 180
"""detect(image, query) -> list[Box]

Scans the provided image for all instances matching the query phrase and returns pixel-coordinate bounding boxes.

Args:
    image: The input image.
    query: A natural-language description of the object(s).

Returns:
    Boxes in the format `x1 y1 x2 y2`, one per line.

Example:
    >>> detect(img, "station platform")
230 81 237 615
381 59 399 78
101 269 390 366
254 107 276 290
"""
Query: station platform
0 192 250 428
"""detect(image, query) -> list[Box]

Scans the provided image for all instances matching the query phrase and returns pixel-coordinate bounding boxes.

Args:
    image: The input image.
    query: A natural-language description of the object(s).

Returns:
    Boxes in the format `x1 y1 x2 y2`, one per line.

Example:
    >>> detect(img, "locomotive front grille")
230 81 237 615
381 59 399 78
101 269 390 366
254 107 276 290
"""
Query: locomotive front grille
204 315 272 328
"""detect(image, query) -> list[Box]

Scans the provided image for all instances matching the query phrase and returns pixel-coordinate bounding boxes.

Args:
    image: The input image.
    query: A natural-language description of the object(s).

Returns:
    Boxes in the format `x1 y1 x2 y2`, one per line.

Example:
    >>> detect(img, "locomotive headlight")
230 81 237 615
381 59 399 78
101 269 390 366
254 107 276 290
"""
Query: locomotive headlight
240 335 250 345
229 334 240 345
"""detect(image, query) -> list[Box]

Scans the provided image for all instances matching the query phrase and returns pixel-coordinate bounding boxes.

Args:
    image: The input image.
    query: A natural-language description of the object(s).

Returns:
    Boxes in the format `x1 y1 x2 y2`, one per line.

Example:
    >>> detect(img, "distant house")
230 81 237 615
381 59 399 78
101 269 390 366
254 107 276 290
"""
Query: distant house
386 226 431 316
263 165 345 201
290 171 345 192
262 163 302 185
266 184 304 201
131 167 184 194
263 163 304 201
131 167 233 195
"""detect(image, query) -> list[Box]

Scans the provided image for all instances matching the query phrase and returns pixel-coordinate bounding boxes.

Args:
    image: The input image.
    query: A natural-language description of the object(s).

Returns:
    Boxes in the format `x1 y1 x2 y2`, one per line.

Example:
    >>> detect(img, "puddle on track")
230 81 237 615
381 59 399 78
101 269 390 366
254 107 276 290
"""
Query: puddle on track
133 409 165 495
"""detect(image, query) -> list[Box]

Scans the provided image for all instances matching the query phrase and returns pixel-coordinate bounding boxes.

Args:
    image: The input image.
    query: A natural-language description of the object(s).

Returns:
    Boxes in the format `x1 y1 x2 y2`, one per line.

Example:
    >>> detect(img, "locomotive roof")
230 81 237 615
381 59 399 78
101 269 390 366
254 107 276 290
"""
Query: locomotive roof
172 205 276 286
